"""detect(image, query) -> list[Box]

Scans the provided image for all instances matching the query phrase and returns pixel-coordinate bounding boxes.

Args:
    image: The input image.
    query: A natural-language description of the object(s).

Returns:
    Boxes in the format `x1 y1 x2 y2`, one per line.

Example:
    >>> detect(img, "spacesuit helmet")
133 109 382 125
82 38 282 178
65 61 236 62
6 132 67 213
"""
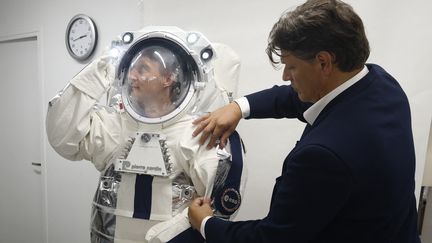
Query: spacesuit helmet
107 26 216 125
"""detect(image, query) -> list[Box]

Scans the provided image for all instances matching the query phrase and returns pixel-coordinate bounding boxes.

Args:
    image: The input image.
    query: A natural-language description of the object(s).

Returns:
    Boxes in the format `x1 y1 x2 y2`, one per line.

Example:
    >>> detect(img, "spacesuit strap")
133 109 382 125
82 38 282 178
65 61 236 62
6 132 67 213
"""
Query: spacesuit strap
212 130 243 216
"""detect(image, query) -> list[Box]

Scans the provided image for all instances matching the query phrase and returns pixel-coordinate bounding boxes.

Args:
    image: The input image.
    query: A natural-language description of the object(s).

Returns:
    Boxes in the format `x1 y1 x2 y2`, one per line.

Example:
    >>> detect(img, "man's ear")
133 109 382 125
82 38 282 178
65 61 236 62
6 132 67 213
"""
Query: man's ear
163 76 174 88
315 51 334 76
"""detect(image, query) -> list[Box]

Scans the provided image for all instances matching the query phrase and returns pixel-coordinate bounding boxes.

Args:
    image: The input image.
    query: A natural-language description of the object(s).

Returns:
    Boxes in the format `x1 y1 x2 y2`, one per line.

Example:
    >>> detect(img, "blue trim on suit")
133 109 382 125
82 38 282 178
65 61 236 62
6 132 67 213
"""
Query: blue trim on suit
133 174 153 219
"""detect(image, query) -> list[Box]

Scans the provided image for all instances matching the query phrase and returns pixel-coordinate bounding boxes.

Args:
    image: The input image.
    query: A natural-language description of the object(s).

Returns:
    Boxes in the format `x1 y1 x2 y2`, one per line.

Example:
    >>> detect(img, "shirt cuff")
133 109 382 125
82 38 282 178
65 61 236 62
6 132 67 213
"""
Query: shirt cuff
200 216 212 239
234 97 250 118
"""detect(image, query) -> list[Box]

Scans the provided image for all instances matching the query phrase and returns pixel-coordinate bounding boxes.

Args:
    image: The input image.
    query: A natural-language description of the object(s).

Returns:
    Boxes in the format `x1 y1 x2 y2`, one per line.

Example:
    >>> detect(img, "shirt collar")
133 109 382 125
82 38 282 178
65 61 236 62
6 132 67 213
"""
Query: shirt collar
303 65 369 125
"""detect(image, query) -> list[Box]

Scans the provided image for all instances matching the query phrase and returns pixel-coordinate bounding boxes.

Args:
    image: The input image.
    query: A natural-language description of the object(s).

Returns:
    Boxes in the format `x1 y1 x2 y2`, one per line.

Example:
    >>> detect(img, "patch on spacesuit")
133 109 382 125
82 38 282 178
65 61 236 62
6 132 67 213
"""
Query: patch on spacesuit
219 187 241 214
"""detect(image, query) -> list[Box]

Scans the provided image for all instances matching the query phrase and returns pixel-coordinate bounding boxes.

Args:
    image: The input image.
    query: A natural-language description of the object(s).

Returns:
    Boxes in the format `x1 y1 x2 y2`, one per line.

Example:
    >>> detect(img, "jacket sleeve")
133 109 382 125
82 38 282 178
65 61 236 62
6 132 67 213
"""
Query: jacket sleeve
245 85 312 121
46 55 121 171
204 144 352 243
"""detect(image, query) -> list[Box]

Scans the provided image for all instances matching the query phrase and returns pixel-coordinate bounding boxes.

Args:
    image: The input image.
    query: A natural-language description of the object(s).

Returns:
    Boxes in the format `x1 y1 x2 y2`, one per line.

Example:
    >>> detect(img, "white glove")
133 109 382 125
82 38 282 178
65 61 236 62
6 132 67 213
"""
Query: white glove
70 53 116 101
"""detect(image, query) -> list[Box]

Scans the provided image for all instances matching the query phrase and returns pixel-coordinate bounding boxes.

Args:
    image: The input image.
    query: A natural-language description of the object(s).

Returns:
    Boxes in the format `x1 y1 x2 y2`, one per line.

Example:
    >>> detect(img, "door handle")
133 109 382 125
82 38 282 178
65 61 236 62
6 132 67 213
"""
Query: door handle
31 162 42 166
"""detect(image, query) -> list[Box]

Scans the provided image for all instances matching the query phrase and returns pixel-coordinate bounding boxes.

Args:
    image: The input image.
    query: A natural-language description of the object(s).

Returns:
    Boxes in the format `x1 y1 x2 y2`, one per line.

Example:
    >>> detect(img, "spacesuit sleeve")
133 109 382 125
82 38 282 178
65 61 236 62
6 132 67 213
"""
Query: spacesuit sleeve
176 124 246 218
210 131 246 219
46 55 120 171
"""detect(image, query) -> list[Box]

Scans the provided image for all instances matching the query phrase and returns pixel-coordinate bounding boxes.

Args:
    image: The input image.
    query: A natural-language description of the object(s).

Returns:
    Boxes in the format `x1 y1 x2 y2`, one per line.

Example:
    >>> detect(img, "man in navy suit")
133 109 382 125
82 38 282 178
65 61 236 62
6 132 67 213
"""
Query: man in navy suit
188 0 422 242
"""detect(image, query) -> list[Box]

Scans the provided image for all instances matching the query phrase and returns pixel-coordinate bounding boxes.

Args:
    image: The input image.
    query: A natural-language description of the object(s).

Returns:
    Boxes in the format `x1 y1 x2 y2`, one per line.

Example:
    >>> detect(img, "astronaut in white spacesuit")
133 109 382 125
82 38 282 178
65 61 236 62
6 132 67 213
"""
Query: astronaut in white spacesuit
46 26 246 243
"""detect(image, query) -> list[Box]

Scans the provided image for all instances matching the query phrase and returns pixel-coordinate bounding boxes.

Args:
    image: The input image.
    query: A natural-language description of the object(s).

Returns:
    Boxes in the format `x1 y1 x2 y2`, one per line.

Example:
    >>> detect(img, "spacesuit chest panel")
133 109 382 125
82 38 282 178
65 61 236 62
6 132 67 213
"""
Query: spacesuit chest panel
91 162 174 242
94 164 173 220
114 132 173 177
93 130 196 221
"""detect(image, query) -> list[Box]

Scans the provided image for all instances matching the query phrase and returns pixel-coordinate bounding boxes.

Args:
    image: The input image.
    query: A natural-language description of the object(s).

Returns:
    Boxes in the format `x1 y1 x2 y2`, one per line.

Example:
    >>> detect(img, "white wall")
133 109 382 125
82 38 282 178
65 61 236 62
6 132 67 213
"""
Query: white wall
1 0 431 242
424 122 432 187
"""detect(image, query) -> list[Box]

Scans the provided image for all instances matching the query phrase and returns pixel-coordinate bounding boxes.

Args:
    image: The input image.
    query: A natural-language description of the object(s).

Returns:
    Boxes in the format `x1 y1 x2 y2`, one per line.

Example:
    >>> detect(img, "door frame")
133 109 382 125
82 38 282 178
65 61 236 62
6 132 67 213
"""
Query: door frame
0 30 47 243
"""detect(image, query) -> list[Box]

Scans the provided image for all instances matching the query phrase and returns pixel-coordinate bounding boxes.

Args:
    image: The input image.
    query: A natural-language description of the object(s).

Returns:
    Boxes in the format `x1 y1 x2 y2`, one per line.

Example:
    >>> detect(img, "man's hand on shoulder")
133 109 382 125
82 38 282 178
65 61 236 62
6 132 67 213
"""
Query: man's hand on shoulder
192 102 242 149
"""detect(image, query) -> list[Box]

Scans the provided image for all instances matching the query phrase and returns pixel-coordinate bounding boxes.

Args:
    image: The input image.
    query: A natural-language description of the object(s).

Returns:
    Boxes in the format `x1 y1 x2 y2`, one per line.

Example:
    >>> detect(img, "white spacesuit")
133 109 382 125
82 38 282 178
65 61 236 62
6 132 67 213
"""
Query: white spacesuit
46 26 246 243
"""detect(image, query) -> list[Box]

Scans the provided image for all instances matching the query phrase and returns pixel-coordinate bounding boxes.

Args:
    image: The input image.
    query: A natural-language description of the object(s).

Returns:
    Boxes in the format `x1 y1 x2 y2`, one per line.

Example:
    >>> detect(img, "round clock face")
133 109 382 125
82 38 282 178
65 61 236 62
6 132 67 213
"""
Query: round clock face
66 14 97 61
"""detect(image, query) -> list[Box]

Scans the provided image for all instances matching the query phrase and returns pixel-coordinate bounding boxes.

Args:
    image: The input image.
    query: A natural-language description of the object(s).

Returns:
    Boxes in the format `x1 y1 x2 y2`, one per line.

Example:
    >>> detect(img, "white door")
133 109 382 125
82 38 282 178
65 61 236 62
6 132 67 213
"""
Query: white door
0 36 45 243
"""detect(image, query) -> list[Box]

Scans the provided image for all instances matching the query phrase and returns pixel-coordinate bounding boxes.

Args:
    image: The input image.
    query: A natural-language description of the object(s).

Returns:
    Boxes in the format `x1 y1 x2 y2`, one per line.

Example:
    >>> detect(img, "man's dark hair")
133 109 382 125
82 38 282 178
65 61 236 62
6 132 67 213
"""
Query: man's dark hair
266 0 370 72
139 46 182 102
140 46 179 78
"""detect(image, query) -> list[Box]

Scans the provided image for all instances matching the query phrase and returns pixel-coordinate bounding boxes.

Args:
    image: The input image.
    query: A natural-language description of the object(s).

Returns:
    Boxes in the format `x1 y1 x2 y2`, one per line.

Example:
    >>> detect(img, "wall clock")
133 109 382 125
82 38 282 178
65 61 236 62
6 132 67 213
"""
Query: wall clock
65 14 98 61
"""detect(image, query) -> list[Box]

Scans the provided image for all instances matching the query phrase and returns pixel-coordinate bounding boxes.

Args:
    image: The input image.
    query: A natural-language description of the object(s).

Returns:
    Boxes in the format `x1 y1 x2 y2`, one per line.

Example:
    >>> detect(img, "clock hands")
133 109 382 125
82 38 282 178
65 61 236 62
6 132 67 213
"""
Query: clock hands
72 34 88 42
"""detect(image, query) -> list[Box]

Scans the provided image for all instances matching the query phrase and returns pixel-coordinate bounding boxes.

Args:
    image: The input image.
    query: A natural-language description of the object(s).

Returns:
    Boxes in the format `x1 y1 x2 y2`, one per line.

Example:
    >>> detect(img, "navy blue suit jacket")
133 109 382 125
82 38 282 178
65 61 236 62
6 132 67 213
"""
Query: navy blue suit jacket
204 64 421 243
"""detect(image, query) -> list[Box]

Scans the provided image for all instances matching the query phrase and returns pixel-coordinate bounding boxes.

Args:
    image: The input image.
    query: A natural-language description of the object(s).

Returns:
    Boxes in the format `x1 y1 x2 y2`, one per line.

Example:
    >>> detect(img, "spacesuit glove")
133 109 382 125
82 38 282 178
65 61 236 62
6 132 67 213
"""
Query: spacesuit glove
69 53 116 101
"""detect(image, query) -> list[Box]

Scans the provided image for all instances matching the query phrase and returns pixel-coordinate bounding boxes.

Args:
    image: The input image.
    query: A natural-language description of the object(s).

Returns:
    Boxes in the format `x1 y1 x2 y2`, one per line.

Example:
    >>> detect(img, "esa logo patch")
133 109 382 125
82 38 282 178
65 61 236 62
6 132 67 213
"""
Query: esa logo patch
221 188 241 213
